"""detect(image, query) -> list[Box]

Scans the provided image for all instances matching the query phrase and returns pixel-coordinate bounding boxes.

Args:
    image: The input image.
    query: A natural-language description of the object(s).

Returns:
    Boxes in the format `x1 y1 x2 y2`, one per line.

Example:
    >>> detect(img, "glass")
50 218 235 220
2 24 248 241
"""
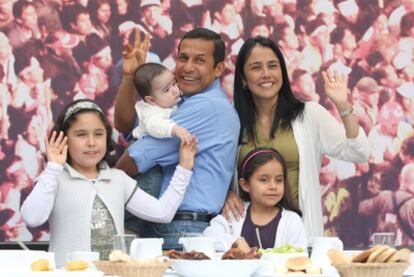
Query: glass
113 234 137 254
371 232 395 247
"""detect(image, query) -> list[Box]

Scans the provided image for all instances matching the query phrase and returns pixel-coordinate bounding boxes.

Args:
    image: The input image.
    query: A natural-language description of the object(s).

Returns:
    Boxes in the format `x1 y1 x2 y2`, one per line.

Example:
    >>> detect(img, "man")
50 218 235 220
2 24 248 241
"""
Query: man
7 0 40 48
352 77 382 132
359 163 414 245
114 28 240 249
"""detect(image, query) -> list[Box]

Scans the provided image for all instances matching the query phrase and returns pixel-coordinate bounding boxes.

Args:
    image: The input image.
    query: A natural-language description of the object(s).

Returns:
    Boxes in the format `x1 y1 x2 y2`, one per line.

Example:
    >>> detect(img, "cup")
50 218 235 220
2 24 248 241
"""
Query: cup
371 232 395 247
310 237 343 267
113 234 137 254
66 251 99 270
179 237 216 259
129 238 164 259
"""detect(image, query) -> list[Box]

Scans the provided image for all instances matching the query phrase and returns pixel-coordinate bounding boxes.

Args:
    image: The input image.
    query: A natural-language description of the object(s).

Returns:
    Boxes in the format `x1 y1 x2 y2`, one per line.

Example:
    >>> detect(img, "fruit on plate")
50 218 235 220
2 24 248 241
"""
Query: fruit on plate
258 244 305 254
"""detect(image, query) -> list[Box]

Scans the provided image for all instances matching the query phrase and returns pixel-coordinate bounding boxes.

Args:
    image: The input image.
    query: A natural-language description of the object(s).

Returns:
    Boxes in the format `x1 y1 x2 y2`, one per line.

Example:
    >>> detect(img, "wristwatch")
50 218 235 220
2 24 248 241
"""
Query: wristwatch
339 106 353 117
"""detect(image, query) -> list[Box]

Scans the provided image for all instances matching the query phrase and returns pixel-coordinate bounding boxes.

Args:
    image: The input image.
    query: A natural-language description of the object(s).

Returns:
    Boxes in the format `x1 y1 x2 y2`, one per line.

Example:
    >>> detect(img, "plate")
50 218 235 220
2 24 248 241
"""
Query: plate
254 273 339 277
0 269 104 277
171 259 260 277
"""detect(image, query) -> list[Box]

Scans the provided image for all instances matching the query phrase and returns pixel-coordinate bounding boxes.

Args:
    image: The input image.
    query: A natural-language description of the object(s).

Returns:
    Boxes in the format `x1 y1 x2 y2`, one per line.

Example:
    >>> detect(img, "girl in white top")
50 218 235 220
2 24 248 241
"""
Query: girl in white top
204 148 307 251
21 99 198 266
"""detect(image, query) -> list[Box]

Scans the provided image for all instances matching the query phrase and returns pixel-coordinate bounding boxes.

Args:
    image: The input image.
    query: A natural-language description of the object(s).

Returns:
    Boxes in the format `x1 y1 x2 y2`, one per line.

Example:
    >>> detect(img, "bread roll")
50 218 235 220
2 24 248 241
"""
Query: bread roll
327 249 349 264
374 248 397 263
31 259 51 271
366 245 389 263
65 260 89 271
386 248 412 263
285 256 311 271
352 245 382 263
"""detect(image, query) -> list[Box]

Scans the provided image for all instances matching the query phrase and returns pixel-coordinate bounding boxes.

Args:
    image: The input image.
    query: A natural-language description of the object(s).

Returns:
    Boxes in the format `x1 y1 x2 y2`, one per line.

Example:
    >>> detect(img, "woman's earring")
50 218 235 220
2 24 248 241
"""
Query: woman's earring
242 83 247 90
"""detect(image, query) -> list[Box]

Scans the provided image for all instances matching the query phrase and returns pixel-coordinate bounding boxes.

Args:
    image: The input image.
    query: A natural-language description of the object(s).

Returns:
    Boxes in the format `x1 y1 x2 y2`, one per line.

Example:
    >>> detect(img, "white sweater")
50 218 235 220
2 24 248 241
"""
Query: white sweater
291 102 369 238
203 205 307 251
21 162 192 266
132 100 177 139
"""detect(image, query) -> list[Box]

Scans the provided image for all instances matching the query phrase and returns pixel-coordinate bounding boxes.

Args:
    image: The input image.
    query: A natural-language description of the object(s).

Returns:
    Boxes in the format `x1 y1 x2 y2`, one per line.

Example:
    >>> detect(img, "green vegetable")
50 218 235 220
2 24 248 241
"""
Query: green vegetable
257 244 304 254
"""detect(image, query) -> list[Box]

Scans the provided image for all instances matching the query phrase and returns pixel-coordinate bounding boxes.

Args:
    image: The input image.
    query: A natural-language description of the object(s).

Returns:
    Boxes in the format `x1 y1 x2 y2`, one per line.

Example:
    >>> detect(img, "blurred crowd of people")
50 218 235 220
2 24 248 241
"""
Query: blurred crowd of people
0 0 413 246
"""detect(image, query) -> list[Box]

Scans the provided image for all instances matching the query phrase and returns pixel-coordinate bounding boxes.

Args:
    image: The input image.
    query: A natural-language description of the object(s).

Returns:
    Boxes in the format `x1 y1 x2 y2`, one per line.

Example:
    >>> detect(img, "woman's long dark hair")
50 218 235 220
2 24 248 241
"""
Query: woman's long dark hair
239 147 302 216
233 36 305 144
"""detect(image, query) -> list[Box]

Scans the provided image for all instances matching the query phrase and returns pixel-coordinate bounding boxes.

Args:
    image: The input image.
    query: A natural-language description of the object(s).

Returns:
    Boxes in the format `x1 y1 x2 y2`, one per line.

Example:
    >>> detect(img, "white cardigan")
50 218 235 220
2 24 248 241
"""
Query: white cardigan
291 102 369 238
21 162 192 266
203 205 307 251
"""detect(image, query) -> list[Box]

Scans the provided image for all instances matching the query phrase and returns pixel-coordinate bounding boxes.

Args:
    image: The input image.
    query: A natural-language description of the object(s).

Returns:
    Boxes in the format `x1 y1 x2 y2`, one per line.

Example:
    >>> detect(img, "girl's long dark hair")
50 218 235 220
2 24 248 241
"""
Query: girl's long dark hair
234 36 305 144
239 147 302 216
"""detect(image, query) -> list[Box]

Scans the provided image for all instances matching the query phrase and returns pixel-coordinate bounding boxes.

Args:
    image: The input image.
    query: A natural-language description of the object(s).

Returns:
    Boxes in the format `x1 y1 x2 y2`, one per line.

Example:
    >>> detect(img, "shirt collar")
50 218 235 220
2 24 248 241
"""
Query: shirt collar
64 162 111 181
181 79 221 102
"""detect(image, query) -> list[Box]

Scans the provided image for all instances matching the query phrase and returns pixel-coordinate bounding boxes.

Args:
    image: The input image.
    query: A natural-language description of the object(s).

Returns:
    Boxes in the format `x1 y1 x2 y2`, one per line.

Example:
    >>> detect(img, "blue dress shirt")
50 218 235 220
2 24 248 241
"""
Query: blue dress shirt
128 79 240 214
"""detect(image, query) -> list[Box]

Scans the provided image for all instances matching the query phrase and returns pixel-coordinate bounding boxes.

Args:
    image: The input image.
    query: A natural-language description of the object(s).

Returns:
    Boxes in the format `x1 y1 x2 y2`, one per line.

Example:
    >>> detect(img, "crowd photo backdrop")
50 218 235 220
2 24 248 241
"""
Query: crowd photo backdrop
0 0 414 247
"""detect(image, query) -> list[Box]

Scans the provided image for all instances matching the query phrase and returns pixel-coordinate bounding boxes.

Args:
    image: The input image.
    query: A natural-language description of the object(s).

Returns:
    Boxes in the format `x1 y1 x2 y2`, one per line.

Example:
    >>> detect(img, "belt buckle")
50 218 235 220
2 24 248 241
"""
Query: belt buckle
190 212 199 221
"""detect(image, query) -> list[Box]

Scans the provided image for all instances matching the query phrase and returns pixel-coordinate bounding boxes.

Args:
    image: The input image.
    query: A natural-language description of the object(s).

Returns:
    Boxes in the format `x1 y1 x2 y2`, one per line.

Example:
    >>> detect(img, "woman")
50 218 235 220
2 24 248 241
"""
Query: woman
224 36 370 239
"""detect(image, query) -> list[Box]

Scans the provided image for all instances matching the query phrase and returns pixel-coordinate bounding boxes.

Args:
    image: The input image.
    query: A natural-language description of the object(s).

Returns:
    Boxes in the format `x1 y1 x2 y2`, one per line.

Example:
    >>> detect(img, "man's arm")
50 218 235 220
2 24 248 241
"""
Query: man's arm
116 151 139 176
114 29 150 133
114 75 137 133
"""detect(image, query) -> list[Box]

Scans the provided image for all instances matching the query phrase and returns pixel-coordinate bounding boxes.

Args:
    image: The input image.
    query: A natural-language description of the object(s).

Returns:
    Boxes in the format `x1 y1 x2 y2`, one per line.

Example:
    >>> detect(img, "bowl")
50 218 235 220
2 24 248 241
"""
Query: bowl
171 259 260 277
94 260 171 277
333 262 409 277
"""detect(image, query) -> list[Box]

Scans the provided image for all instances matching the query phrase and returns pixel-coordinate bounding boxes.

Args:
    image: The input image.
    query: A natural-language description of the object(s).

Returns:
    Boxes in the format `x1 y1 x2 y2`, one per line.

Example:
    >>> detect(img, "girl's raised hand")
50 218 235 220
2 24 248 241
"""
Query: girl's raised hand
46 131 68 165
179 135 198 171
122 28 150 75
322 70 349 106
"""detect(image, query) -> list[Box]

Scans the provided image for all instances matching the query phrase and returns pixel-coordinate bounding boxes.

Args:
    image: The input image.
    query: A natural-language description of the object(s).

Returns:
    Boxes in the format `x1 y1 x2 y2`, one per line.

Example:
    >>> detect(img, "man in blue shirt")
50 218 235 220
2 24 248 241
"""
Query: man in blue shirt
114 28 240 249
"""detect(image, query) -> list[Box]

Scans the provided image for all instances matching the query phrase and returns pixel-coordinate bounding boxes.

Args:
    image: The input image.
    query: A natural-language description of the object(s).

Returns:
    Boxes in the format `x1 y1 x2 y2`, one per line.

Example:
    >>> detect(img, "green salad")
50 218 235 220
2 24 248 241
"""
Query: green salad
258 244 305 254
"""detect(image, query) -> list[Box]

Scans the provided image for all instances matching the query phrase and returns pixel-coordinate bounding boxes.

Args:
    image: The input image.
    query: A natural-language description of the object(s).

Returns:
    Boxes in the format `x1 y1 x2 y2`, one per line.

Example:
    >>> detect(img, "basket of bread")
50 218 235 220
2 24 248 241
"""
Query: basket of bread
328 245 411 277
93 250 171 277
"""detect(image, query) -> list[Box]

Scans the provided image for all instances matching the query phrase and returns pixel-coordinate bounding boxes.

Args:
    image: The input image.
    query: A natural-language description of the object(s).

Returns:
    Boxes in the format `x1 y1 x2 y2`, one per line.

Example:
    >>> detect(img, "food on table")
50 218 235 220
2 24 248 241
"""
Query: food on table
109 250 131 262
258 244 305 254
221 238 261 260
387 248 411 263
164 249 211 260
273 256 321 274
163 238 261 260
328 245 412 264
351 244 381 263
221 246 261 260
31 259 53 271
65 260 89 271
231 238 251 253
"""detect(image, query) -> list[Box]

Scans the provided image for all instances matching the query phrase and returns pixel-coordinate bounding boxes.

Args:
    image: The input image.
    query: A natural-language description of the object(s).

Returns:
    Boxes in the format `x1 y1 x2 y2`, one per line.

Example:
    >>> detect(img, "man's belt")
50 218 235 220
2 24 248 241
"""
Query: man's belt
173 212 215 222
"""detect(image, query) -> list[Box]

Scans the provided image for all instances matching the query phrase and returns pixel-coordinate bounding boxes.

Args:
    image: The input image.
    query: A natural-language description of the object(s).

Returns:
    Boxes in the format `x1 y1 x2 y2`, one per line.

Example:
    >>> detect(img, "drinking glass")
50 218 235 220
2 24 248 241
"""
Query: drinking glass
113 234 137 254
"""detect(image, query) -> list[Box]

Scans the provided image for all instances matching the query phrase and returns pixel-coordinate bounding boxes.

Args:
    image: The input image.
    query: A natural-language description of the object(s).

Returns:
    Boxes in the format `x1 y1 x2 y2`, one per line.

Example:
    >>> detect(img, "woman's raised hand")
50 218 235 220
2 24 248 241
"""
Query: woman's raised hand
46 131 68 165
322 70 349 106
122 28 150 75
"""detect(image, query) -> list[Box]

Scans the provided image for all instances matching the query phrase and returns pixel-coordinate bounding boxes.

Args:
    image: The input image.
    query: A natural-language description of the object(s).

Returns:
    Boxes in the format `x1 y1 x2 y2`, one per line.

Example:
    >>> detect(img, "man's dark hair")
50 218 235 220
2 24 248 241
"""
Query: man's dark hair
133 63 167 99
179 28 225 67
401 135 414 158
12 0 33 19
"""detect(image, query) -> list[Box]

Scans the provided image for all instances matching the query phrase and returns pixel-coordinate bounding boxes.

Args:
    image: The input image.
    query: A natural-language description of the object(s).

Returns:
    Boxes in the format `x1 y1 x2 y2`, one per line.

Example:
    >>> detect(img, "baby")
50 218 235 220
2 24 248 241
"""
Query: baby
132 63 191 142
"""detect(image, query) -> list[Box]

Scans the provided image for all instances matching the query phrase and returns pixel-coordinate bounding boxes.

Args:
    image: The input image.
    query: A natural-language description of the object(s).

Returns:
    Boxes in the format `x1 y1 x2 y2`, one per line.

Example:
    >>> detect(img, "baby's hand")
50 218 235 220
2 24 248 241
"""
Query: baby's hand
46 131 68 165
179 135 198 170
172 125 192 145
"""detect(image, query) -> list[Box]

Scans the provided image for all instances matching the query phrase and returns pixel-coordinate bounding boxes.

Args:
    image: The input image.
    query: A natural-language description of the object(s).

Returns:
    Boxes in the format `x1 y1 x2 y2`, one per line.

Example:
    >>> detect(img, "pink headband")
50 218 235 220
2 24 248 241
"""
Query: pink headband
241 149 276 177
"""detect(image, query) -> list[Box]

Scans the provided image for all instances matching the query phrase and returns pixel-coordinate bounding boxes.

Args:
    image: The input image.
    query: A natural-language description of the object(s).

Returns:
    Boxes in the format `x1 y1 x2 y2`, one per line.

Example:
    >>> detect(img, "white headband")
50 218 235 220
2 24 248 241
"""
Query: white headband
63 101 104 124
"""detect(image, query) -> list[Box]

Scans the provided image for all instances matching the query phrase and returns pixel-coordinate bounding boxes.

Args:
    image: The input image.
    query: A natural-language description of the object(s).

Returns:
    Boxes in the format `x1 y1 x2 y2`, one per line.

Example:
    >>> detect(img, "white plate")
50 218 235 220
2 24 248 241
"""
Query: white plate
171 259 260 277
0 269 104 277
255 273 337 277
